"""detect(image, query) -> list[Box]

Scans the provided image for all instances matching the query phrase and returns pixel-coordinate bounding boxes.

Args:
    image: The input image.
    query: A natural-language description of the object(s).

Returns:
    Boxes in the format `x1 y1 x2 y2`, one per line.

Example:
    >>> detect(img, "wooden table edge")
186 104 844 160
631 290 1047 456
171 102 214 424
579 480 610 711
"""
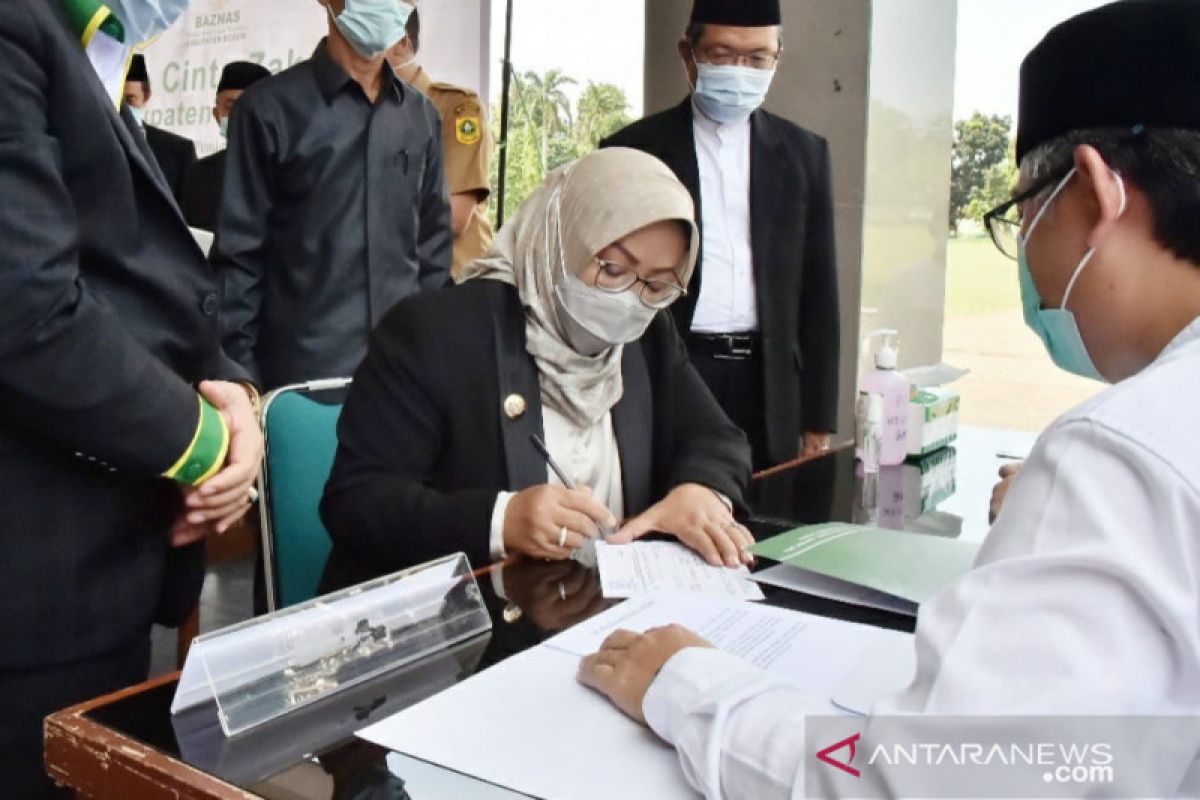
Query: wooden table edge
43 561 506 798
44 670 259 799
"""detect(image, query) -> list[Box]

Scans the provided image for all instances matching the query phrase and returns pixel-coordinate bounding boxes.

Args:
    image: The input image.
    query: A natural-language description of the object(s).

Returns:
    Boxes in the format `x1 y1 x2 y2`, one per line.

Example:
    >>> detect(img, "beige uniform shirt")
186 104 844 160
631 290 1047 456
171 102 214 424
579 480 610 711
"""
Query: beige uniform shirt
409 67 495 279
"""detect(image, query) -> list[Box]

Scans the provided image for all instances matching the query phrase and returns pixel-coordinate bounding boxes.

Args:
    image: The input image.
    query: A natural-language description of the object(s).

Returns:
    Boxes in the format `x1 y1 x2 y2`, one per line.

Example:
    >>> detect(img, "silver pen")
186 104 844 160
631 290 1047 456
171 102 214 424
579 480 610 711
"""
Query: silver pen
530 433 617 540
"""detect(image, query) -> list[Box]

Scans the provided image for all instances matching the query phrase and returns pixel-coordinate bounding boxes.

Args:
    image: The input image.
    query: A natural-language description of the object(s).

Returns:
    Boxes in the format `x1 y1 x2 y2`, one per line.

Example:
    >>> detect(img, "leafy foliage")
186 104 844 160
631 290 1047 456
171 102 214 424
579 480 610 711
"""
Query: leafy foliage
490 69 633 225
950 113 1014 232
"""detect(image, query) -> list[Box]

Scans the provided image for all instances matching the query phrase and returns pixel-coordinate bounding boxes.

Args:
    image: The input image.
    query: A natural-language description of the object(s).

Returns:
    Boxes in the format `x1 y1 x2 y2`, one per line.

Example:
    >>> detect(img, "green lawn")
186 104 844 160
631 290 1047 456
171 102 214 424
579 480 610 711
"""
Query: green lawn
944 236 1021 319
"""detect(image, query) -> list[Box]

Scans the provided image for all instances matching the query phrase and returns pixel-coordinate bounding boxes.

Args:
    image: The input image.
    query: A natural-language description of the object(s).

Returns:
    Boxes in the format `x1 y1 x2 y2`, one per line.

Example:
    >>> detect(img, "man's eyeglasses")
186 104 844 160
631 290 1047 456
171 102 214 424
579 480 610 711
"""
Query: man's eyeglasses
591 258 687 309
690 46 780 71
982 169 1071 260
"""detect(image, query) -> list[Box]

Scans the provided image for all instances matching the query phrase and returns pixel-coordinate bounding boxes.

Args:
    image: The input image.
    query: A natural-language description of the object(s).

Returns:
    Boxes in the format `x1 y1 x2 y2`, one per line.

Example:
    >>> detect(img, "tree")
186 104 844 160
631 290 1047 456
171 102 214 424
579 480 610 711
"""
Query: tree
490 71 633 226
515 68 576 172
574 82 632 152
963 149 1018 231
950 112 1013 232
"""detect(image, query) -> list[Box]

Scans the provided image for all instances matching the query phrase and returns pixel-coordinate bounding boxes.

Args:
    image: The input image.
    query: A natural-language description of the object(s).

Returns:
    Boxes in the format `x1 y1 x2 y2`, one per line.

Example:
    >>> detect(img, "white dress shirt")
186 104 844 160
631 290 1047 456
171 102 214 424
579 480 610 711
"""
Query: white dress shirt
643 316 1200 799
690 102 759 334
489 404 624 561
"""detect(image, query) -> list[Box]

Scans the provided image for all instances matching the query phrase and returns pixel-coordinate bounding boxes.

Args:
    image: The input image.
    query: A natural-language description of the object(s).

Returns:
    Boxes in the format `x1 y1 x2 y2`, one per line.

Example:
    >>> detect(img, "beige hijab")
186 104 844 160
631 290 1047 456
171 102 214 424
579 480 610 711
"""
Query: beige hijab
461 148 699 428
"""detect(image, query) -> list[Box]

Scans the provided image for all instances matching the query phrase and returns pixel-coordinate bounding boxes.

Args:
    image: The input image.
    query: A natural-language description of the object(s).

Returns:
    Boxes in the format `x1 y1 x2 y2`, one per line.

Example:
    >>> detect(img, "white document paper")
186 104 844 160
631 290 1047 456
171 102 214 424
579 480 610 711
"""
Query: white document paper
359 595 908 800
594 541 765 601
547 593 898 689
360 644 687 800
750 563 917 616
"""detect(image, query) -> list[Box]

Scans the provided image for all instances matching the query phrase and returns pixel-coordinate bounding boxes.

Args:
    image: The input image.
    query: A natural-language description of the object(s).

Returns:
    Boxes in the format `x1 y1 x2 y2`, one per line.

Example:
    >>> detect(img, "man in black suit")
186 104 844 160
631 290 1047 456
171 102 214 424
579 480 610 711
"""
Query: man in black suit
601 0 840 470
0 2 264 795
181 61 272 231
124 53 198 203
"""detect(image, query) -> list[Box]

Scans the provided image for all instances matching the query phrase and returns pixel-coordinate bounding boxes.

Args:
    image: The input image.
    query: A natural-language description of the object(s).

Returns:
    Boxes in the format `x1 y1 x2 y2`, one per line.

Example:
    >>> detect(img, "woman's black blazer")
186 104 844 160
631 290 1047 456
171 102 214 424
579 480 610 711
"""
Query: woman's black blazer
319 280 752 581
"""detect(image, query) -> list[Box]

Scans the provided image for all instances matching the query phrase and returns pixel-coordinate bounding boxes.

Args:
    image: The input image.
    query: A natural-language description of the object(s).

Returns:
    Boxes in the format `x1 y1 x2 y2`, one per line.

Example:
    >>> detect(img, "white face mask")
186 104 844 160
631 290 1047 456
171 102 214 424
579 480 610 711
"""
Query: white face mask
542 174 664 356
218 115 229 139
554 272 658 356
106 0 191 44
127 104 145 127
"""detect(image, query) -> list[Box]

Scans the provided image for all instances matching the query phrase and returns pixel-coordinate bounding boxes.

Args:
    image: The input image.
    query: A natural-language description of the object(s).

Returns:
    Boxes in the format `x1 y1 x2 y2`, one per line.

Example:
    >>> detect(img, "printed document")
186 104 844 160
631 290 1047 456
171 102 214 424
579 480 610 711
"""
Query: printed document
358 594 910 800
594 541 764 600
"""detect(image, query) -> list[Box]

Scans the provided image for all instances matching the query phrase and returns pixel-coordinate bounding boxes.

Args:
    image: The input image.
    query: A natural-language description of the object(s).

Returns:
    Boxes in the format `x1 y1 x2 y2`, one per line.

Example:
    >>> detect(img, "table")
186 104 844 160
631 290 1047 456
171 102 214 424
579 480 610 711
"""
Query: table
45 426 1035 799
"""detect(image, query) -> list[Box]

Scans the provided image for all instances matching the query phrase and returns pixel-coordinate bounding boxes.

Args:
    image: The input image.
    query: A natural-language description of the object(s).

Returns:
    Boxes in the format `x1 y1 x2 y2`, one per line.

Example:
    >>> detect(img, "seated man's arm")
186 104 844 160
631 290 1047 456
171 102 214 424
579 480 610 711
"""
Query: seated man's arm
595 420 1200 798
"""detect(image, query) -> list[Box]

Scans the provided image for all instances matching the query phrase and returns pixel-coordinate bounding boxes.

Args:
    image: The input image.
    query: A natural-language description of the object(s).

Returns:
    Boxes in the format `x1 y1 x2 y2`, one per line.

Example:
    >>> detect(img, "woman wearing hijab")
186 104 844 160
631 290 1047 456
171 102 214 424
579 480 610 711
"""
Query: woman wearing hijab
319 148 753 579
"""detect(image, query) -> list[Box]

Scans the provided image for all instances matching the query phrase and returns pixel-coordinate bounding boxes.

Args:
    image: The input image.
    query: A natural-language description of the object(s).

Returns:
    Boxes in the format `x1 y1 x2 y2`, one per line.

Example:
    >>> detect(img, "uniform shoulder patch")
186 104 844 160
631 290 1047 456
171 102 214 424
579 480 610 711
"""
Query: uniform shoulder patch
456 113 482 145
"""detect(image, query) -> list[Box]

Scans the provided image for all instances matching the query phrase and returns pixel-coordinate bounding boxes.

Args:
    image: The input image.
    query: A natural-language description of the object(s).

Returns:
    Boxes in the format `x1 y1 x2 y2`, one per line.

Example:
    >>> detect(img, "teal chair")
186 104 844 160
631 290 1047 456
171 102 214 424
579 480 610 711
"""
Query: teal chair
258 379 352 611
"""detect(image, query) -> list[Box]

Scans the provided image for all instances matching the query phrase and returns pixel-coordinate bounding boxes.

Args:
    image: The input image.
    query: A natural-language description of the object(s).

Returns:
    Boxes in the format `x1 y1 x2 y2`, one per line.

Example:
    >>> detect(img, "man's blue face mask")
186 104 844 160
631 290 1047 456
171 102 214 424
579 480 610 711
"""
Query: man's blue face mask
1017 167 1127 383
691 63 775 125
328 0 414 59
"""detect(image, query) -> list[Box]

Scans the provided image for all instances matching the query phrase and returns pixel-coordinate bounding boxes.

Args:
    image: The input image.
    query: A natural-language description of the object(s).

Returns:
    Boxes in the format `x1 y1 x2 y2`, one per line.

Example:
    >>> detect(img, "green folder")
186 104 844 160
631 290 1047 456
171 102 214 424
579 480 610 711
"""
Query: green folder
749 523 980 604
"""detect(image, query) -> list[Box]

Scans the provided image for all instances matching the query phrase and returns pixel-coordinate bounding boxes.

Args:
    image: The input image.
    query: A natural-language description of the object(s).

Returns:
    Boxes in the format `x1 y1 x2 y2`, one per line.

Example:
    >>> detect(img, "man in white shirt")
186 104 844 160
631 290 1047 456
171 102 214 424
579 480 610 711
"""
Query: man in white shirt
580 1 1200 796
602 0 840 470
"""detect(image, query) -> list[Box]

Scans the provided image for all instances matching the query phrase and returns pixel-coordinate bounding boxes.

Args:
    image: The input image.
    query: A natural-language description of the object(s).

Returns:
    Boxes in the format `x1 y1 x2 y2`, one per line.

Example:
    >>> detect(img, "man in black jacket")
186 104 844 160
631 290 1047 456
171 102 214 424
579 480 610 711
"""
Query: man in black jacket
181 60 272 232
601 0 840 470
0 2 263 795
124 53 198 204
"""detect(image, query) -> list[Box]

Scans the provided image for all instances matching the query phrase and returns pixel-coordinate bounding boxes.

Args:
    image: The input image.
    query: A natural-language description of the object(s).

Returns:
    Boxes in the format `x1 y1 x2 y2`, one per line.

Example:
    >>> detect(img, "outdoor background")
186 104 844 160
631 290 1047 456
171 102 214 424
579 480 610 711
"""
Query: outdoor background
483 0 1110 433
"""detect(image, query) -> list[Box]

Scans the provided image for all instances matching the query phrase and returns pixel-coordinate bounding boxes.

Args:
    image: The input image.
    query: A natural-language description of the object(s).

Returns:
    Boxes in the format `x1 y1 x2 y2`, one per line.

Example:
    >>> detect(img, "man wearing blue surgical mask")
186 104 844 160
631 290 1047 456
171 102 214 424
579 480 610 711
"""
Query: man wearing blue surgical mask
213 0 451 392
602 0 840 472
0 0 264 796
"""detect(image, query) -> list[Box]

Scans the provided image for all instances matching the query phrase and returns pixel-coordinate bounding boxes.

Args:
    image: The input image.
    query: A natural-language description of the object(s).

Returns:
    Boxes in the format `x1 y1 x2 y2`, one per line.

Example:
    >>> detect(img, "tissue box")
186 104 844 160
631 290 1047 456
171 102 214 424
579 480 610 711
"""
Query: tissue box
876 446 958 529
907 387 960 457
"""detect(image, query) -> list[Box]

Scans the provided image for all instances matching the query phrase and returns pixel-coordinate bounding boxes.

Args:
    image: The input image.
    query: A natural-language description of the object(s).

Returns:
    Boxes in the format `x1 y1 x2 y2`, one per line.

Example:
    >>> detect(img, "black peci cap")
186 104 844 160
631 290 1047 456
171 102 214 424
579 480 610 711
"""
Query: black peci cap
217 61 271 93
690 0 781 27
127 53 149 83
1017 0 1200 162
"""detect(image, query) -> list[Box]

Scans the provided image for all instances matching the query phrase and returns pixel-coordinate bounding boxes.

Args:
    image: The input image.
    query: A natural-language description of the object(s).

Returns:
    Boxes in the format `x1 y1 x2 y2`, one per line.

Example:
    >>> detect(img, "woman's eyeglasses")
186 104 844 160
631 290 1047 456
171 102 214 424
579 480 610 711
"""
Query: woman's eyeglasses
591 258 687 309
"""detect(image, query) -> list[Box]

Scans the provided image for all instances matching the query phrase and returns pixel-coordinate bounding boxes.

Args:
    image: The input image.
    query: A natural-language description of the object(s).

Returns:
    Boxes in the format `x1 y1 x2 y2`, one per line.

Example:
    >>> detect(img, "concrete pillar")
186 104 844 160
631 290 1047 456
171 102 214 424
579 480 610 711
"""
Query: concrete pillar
643 0 956 437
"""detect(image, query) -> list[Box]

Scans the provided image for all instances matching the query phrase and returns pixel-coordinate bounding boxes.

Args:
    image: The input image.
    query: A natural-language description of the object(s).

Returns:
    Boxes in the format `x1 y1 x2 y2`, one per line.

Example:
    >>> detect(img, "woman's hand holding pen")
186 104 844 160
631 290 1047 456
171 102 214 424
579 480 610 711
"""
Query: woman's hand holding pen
504 484 617 561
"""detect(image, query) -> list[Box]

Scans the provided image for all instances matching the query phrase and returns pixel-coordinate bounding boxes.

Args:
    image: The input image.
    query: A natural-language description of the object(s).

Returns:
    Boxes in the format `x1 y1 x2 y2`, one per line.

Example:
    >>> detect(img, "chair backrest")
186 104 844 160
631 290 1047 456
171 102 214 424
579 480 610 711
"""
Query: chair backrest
258 379 351 611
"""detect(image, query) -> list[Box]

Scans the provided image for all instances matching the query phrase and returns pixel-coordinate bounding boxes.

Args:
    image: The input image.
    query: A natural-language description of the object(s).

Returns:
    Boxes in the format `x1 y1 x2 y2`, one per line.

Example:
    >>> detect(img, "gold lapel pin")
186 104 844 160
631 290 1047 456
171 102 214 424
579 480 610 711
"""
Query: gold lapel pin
503 393 527 420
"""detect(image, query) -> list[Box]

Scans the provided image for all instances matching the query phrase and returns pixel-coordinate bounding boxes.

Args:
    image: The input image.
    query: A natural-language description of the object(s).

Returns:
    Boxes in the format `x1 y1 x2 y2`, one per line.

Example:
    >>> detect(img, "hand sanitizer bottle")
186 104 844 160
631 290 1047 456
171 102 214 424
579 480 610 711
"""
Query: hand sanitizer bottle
861 330 909 466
